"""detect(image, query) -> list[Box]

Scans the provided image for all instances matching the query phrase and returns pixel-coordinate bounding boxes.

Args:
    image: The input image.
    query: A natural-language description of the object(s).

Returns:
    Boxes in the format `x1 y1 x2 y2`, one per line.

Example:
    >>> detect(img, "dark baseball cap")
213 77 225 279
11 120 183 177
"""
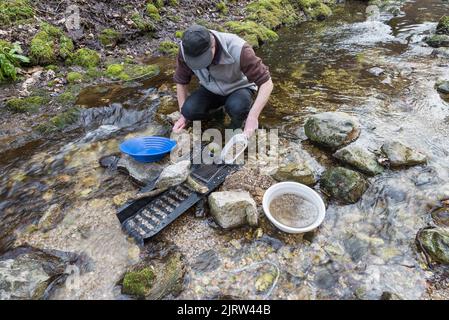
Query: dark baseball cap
181 25 213 70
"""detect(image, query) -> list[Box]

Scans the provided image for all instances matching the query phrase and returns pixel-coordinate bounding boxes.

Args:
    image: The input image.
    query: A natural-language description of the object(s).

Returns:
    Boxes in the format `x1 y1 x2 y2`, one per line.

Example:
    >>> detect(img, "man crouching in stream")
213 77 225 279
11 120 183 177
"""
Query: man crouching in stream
172 24 274 137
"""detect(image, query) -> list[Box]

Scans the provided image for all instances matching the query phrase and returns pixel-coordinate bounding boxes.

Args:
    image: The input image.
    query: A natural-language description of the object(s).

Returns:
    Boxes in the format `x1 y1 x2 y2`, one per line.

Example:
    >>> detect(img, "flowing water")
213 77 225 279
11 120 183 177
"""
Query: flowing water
1 0 449 299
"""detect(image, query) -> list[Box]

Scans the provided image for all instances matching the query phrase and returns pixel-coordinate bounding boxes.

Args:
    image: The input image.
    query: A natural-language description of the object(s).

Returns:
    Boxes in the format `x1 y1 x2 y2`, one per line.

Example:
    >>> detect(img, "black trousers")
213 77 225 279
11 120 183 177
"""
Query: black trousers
181 86 253 129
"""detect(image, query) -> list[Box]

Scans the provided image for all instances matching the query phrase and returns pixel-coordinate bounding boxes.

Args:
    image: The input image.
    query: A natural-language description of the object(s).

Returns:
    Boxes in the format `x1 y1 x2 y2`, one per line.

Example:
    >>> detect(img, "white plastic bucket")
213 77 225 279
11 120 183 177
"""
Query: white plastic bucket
262 182 326 233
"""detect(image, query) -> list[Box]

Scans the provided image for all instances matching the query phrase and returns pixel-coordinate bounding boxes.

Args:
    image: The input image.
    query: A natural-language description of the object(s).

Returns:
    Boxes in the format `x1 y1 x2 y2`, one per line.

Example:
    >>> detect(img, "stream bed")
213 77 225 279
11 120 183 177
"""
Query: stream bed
1 0 449 299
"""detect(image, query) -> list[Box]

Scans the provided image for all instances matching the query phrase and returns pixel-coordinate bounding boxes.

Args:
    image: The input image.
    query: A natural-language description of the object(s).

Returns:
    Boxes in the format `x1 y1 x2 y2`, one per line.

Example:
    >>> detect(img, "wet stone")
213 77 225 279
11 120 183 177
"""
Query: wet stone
367 67 385 77
304 112 361 149
417 228 449 265
381 140 427 167
436 81 449 94
320 167 368 204
154 160 191 190
117 155 165 185
333 144 384 176
191 249 221 273
431 207 449 227
272 152 317 185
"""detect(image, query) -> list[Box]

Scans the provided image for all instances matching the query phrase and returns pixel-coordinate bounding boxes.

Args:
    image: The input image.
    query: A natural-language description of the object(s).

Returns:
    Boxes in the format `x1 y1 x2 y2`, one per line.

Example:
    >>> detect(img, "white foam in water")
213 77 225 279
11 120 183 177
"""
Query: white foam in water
337 20 397 47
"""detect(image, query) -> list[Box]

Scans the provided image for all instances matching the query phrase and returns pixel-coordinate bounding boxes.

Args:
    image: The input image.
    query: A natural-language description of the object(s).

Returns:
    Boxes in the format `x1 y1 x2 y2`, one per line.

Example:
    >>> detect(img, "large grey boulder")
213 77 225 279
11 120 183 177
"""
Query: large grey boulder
208 191 258 229
381 140 427 167
320 167 368 204
154 160 191 190
0 246 78 300
333 144 384 176
304 112 361 149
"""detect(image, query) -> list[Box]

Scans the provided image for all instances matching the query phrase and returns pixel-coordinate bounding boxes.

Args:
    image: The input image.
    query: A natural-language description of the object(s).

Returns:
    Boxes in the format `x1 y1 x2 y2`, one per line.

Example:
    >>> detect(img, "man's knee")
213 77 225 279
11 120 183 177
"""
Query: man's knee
225 93 252 119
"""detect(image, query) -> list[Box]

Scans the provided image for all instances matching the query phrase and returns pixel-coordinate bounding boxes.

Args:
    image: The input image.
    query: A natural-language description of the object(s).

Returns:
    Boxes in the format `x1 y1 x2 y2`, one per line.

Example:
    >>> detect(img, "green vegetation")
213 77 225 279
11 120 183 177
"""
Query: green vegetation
146 3 161 21
159 40 179 56
0 40 29 82
225 21 279 47
106 62 159 81
152 0 164 9
297 0 332 20
175 30 184 38
30 23 74 64
69 48 101 68
436 16 449 35
246 0 297 29
66 71 83 83
217 2 229 15
425 34 449 48
168 0 179 6
5 96 48 113
56 91 76 104
0 0 34 26
99 28 121 47
131 13 155 32
35 107 80 133
122 267 155 298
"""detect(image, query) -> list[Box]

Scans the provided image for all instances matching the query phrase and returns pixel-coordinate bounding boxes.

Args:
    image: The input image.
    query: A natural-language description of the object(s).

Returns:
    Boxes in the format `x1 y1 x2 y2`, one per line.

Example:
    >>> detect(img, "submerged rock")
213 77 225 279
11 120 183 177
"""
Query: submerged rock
117 155 165 185
333 144 384 176
367 67 385 77
436 81 449 94
425 34 449 48
304 112 360 149
431 207 449 227
271 149 317 185
0 246 78 300
38 204 64 232
208 191 258 229
320 167 368 203
381 140 427 167
121 250 185 299
417 228 449 264
192 249 221 273
154 160 191 190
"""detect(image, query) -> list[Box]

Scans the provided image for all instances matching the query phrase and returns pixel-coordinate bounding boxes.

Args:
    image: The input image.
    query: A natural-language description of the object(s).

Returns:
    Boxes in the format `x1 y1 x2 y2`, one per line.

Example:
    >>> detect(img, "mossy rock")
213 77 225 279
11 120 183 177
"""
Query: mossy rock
436 16 449 35
30 23 74 65
320 167 368 204
297 0 332 20
225 21 279 47
152 0 164 9
159 41 179 56
131 13 155 32
69 48 101 68
0 0 34 26
216 2 229 15
431 207 449 227
417 228 449 265
122 267 156 298
146 3 161 21
35 107 80 133
5 96 48 113
66 71 83 83
425 34 449 48
175 30 184 38
246 0 298 29
106 62 159 81
56 91 77 105
99 28 121 47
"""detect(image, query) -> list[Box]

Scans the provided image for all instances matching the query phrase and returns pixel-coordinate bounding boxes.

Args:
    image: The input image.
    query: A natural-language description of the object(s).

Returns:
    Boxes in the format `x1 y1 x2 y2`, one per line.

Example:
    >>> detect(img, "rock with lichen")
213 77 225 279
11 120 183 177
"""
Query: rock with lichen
320 167 368 204
333 144 384 176
304 112 361 149
381 140 427 167
417 228 449 265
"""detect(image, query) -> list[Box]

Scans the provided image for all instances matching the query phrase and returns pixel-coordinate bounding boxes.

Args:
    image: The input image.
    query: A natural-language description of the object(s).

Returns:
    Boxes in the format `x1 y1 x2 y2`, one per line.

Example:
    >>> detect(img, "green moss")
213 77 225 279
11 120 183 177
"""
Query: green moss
131 13 155 32
69 48 101 68
106 63 125 78
225 21 279 47
106 62 159 81
152 0 164 9
0 0 34 26
436 16 449 35
146 3 161 21
66 71 83 83
56 91 76 104
5 96 48 113
297 0 332 20
217 2 229 14
86 67 104 79
30 23 74 64
0 40 29 82
158 41 179 56
246 0 297 29
167 14 182 23
425 34 449 48
195 19 225 32
175 30 184 38
122 267 155 298
45 64 59 71
36 107 80 133
168 0 179 6
99 28 121 47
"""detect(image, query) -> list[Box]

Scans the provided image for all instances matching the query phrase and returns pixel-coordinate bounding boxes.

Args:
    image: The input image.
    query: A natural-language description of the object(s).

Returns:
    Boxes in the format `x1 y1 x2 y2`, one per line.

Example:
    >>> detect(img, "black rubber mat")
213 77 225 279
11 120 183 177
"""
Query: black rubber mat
117 163 238 244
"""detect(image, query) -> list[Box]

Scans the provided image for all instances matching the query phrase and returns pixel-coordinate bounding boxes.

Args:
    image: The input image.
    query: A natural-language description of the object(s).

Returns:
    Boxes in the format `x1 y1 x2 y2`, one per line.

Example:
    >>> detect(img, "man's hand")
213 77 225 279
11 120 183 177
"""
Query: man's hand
243 115 258 137
173 115 188 133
